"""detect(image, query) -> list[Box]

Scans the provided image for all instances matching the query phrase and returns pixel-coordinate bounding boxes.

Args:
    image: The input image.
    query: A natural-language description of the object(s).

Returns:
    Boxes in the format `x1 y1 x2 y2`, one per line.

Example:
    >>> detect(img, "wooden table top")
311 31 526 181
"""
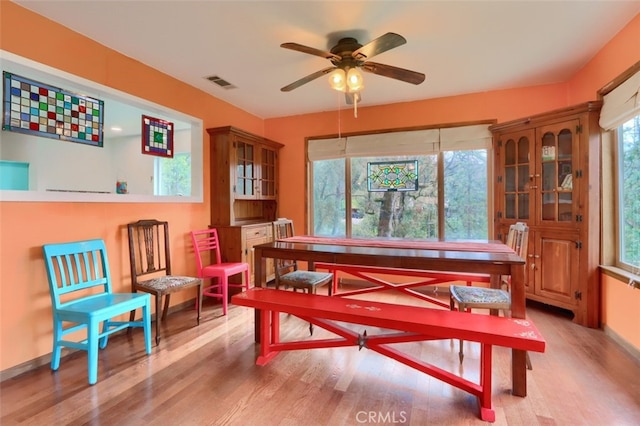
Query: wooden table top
255 237 524 275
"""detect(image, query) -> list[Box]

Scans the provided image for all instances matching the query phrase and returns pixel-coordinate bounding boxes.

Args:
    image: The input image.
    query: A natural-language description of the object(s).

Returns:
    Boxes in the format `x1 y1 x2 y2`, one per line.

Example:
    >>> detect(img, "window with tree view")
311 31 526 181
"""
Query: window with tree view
155 152 191 196
310 126 490 240
618 114 640 272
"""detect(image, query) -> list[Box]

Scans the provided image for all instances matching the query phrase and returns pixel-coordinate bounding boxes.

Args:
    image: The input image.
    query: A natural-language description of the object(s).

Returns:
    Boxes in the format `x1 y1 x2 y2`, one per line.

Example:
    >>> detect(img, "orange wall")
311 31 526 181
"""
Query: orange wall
1 2 639 372
601 274 640 349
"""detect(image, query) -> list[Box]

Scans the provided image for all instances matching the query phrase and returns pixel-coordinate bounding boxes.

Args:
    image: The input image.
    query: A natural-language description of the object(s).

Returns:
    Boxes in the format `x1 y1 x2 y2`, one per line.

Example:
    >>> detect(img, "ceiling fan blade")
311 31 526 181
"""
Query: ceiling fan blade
361 61 426 85
281 42 341 61
281 66 336 92
352 32 406 61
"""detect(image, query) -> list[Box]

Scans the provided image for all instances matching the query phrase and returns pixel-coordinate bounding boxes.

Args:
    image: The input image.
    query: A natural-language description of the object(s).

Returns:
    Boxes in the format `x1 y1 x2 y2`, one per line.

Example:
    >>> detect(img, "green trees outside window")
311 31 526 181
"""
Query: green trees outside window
311 150 488 240
619 115 640 271
155 153 192 196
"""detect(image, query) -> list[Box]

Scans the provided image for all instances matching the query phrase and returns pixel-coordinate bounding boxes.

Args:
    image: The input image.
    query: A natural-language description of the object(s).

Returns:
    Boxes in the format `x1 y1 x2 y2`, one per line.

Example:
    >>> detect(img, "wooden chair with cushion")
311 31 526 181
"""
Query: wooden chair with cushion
190 228 250 315
450 221 532 368
43 239 152 385
127 219 203 345
272 219 334 334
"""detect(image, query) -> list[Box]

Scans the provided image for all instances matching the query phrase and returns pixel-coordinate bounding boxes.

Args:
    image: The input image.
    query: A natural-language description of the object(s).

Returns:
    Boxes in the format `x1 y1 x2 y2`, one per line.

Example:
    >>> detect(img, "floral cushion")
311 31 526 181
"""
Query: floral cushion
281 270 332 288
137 275 201 292
450 285 510 305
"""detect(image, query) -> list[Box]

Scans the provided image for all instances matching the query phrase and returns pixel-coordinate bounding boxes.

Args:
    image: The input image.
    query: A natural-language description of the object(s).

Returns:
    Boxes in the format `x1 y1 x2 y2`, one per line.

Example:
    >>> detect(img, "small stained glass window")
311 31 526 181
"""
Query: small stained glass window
367 160 418 192
142 115 173 158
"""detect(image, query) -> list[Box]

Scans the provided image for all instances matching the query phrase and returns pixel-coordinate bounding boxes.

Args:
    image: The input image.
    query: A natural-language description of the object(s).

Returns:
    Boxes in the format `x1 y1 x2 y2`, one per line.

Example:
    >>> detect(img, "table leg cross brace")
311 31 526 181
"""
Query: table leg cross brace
316 263 491 310
330 270 466 310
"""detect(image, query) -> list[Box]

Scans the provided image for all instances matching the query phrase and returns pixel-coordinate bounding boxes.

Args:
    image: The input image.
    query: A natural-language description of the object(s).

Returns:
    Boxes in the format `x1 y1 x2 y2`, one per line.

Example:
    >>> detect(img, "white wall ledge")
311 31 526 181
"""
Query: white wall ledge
0 190 202 203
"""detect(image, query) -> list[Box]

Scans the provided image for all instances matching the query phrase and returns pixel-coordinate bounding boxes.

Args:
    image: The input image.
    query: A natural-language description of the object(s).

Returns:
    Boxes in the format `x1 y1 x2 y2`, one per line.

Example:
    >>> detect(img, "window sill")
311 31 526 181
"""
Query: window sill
600 265 640 290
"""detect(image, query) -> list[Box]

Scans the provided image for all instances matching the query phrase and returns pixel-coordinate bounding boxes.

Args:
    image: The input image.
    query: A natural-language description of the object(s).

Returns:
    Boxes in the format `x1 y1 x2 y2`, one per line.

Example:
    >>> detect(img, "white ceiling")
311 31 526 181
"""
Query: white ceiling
13 0 640 119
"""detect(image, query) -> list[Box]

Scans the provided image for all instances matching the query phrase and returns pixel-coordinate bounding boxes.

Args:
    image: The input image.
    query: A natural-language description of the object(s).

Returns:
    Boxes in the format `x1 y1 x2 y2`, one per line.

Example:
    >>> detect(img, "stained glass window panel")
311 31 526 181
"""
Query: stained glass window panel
367 160 418 192
2 72 104 147
142 115 173 157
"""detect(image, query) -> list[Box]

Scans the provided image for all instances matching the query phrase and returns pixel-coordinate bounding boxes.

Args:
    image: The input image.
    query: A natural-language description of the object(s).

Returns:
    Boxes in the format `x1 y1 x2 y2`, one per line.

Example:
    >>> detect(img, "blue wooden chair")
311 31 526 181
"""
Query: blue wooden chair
43 239 152 385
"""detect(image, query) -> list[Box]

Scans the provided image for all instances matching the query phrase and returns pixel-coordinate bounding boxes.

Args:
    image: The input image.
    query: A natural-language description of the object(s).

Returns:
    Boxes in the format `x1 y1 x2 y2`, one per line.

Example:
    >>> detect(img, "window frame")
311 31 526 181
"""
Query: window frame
598 61 640 287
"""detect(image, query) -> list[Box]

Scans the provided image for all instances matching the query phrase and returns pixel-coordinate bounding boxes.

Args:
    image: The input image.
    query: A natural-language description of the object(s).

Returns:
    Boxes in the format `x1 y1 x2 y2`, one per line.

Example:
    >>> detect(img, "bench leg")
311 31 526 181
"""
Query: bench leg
478 343 495 422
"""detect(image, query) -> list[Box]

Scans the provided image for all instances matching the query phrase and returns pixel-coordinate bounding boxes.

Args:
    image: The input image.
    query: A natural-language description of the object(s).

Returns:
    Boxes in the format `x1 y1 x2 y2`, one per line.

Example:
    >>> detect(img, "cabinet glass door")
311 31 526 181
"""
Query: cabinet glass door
236 141 255 197
503 133 531 220
539 122 577 223
260 147 277 198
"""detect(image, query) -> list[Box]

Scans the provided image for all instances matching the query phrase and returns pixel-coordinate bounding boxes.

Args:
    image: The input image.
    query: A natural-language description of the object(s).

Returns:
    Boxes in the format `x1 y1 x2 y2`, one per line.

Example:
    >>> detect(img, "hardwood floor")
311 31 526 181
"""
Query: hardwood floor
1 290 639 425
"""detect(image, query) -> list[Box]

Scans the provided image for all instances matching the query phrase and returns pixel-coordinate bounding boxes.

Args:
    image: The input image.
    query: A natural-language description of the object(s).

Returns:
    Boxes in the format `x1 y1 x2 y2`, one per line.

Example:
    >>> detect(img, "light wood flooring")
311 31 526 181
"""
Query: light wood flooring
1 289 639 425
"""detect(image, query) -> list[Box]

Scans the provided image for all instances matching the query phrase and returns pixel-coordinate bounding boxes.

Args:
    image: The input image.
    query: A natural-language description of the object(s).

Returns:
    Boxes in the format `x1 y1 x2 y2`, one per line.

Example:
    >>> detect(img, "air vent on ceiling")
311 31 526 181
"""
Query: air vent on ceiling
205 75 236 90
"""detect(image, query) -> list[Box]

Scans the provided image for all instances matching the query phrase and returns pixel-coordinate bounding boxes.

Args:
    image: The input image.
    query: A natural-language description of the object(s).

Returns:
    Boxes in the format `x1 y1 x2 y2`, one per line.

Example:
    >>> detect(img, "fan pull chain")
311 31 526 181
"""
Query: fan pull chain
337 91 342 138
353 95 358 118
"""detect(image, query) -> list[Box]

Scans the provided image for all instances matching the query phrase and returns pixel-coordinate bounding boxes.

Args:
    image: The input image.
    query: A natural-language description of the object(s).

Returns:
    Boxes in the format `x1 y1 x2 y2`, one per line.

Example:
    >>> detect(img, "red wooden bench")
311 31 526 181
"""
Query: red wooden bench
232 288 545 423
314 262 490 309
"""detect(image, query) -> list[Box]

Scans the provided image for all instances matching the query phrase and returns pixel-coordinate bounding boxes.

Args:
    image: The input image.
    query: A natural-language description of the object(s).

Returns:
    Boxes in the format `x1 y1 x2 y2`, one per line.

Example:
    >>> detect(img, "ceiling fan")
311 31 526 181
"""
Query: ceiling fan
280 32 426 105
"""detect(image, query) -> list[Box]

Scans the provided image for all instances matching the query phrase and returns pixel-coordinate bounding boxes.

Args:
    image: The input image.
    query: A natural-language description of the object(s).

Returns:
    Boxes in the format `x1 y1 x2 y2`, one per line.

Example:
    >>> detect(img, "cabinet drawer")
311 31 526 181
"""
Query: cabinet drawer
243 225 271 240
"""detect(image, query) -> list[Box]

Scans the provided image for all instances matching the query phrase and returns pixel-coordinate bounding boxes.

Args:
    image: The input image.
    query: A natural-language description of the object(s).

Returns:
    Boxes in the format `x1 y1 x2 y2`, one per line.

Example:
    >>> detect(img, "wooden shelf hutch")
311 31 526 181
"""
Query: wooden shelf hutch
491 101 602 328
207 126 283 285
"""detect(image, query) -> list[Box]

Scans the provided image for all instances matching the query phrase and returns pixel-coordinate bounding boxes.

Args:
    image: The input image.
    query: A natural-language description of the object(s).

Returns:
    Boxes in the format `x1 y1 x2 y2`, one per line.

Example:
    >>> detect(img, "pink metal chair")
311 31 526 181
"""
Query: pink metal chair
190 228 250 315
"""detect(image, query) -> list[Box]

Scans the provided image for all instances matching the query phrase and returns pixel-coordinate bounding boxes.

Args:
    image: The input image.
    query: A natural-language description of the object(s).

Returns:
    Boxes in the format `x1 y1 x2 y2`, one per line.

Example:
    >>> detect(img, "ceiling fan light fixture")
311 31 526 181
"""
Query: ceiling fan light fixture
328 68 346 92
346 67 364 92
281 31 424 105
328 67 364 94
282 32 424 119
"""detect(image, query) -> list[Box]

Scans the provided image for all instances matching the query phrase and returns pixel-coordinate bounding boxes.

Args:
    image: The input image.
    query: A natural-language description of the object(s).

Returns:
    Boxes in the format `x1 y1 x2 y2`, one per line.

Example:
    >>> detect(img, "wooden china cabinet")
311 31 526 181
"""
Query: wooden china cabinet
491 101 602 328
207 126 283 285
